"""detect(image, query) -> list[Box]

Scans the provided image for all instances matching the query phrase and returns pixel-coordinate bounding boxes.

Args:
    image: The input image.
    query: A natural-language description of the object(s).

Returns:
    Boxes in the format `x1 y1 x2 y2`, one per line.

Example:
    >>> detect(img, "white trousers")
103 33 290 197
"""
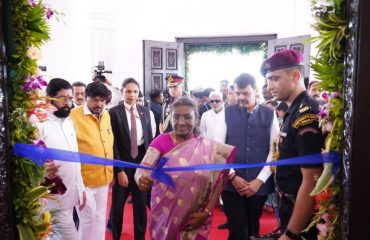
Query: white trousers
48 208 78 240
77 185 109 240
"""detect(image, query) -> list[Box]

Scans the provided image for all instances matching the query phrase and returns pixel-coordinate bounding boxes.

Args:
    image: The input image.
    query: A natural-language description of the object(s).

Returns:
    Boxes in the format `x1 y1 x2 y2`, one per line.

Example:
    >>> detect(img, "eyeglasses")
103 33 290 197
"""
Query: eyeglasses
210 100 222 103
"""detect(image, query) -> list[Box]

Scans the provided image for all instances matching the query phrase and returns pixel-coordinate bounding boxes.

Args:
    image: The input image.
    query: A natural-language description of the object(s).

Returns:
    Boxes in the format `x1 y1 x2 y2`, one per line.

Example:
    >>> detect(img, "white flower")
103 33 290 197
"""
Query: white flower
27 46 41 60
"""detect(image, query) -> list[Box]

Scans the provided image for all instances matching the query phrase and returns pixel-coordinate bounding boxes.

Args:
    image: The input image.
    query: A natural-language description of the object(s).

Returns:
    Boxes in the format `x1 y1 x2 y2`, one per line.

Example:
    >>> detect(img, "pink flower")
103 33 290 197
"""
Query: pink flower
28 0 37 7
46 8 54 19
320 91 330 103
318 104 329 119
23 75 47 92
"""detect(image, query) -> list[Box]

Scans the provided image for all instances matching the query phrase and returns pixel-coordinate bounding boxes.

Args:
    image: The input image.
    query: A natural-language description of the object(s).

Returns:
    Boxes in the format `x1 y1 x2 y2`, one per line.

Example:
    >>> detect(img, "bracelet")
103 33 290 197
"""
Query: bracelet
285 229 300 239
229 174 237 182
204 208 212 217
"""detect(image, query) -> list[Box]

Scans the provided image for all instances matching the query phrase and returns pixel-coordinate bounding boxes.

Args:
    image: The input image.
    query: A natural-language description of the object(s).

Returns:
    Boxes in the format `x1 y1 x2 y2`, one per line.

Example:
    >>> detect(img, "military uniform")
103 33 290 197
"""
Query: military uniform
261 49 325 240
161 96 174 133
160 75 184 133
276 91 324 239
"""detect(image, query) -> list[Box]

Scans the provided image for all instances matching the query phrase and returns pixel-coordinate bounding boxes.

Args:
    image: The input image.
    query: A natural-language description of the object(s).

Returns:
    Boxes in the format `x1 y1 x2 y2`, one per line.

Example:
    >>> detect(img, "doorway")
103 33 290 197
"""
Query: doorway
177 35 276 91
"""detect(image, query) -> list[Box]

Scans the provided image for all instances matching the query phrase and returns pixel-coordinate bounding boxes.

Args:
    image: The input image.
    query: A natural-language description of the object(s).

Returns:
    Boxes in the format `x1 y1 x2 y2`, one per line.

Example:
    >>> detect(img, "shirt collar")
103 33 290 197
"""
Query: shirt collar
83 102 105 118
83 102 93 115
212 107 225 114
238 103 259 114
47 110 63 122
124 102 137 111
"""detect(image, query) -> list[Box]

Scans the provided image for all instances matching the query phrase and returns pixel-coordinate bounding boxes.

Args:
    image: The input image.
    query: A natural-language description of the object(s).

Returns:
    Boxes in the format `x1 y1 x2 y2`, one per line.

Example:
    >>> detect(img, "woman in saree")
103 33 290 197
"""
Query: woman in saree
135 97 235 240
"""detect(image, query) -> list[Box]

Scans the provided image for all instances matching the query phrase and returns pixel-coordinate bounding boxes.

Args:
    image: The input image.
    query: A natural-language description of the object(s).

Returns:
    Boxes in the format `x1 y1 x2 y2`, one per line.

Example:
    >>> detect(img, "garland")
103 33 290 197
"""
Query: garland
6 0 57 239
184 43 266 90
305 0 347 239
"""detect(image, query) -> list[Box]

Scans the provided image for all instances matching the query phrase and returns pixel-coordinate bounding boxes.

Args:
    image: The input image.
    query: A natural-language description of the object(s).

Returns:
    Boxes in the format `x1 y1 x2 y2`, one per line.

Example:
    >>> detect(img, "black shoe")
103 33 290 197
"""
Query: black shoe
106 219 112 232
217 222 229 230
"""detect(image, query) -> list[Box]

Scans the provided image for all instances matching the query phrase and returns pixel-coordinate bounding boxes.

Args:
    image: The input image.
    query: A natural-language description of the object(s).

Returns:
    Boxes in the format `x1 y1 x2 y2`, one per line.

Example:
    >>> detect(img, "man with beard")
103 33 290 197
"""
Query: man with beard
70 81 114 240
262 49 324 240
221 73 279 239
36 78 86 239
72 81 86 107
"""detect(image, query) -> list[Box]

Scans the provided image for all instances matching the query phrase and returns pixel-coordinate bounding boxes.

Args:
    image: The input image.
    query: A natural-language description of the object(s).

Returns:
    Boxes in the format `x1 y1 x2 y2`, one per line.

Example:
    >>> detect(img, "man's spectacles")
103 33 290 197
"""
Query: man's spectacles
210 100 222 103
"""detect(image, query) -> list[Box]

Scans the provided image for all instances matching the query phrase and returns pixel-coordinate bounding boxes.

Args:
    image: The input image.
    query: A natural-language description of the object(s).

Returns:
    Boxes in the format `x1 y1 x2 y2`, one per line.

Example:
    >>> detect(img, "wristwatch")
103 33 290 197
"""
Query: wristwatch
285 229 300 239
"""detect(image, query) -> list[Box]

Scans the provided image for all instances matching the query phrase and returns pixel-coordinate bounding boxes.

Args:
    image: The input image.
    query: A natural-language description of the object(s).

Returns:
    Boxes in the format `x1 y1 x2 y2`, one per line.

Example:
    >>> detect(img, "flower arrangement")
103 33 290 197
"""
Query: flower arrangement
6 0 59 239
303 0 347 239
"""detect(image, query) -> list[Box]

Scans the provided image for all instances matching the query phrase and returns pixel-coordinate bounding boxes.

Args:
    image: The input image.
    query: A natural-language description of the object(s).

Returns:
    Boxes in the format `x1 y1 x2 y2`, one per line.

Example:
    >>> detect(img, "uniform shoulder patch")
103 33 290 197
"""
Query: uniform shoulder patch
292 113 318 129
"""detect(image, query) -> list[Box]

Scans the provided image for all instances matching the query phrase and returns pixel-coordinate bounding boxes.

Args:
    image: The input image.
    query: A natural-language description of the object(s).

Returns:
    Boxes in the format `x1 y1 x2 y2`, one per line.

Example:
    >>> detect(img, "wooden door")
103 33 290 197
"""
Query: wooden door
143 40 184 98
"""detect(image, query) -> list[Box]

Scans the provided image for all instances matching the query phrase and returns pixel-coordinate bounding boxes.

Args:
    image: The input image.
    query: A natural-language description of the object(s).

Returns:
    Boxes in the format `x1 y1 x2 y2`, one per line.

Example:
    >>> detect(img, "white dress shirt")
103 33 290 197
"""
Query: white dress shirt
200 108 227 143
218 105 280 183
124 102 144 145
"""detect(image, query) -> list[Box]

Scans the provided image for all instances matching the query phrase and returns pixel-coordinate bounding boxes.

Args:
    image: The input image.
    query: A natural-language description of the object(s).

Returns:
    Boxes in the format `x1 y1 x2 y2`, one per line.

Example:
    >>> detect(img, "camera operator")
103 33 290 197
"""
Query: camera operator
92 62 122 109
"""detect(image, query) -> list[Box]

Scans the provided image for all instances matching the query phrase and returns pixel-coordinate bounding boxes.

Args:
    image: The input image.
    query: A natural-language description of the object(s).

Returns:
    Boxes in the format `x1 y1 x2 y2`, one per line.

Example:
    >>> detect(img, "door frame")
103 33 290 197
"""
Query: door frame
341 0 370 239
176 34 277 45
0 0 15 239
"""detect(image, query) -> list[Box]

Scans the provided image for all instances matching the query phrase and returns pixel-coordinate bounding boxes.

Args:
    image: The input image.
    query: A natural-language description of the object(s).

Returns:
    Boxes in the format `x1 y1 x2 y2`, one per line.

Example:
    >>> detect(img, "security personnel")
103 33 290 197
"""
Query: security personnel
160 75 184 133
261 49 325 240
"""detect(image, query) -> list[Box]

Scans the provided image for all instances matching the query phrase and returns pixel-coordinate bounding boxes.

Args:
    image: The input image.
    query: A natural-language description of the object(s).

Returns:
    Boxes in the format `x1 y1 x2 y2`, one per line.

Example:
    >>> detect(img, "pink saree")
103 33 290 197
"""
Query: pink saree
140 134 235 240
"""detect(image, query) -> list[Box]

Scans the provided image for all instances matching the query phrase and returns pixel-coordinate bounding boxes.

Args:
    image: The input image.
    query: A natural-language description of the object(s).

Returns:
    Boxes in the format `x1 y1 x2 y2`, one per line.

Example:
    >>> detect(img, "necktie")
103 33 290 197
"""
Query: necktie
130 106 138 158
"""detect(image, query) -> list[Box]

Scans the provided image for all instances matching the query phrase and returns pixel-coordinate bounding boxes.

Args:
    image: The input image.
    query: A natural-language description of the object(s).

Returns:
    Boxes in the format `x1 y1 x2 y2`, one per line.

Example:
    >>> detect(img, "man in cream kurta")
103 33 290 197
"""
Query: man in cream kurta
70 81 114 240
37 78 86 240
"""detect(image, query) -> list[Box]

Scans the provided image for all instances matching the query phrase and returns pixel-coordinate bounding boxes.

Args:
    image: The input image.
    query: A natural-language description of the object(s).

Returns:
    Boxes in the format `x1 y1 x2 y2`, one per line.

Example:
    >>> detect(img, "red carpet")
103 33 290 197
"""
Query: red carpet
105 189 277 239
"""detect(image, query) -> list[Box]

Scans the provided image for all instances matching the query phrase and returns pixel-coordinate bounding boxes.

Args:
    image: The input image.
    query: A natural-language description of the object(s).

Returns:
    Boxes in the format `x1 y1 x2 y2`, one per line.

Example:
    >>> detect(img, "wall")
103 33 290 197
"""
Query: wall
40 0 315 89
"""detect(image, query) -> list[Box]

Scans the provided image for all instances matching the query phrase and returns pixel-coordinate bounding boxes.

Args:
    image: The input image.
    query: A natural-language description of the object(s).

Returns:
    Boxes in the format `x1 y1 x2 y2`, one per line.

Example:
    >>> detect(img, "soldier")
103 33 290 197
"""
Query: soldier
160 75 184 133
261 49 325 240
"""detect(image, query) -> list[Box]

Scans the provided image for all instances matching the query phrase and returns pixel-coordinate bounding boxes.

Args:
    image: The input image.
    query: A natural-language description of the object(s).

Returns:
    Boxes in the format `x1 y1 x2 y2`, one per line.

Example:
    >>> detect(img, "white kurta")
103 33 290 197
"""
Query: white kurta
199 108 227 143
37 113 85 210
37 113 85 240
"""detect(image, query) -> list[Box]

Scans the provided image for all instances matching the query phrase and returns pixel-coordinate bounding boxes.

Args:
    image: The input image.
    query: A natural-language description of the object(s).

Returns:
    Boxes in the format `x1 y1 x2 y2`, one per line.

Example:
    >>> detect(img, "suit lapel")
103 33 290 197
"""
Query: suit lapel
118 105 130 139
137 105 146 129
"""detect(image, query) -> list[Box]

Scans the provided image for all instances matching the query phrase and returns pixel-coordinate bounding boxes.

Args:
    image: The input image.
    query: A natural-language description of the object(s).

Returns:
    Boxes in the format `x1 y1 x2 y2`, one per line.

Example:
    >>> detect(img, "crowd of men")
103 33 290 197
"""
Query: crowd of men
42 49 325 240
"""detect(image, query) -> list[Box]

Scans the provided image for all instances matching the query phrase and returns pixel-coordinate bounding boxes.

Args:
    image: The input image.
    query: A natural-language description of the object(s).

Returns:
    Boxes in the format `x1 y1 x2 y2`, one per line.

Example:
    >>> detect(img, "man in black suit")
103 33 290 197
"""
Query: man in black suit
149 89 163 137
108 78 154 240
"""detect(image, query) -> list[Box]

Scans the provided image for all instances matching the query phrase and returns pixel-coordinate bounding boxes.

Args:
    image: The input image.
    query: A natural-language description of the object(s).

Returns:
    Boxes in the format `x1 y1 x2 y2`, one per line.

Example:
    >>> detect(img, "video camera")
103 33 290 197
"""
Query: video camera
93 61 112 82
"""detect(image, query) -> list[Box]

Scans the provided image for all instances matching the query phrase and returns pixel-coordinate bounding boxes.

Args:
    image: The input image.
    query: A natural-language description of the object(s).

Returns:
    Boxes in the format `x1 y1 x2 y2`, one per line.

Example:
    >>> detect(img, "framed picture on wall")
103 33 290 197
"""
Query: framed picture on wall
151 48 162 69
166 49 177 70
274 45 287 53
151 73 163 90
290 43 304 53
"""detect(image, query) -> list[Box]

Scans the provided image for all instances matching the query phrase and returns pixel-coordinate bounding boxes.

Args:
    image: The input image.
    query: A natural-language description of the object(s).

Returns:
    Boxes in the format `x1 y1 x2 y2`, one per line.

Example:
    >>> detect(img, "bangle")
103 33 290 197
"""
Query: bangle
204 208 212 217
229 174 237 182
285 229 300 239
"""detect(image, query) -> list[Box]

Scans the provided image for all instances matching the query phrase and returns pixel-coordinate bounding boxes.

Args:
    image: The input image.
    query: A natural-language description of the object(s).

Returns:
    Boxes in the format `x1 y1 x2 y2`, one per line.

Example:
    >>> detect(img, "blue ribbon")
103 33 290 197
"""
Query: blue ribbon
13 143 340 188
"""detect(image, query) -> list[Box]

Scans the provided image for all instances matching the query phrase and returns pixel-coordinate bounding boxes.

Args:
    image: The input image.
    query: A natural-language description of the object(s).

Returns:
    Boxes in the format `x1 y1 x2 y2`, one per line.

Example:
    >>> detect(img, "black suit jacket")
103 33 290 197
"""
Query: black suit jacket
109 103 153 180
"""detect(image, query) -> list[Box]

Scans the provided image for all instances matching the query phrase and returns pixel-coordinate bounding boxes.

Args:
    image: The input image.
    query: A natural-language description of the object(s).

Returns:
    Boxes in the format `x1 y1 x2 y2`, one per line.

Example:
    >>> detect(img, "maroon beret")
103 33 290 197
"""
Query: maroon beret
166 75 184 86
260 49 304 77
